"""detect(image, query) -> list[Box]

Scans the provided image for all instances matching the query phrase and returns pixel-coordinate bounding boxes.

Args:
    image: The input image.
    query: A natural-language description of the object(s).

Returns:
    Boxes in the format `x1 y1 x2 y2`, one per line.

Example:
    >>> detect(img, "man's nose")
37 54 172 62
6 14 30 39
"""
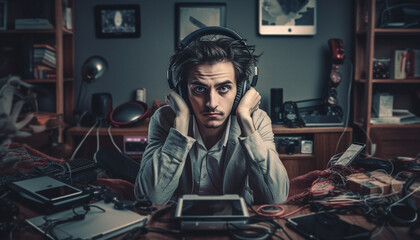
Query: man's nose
205 90 218 109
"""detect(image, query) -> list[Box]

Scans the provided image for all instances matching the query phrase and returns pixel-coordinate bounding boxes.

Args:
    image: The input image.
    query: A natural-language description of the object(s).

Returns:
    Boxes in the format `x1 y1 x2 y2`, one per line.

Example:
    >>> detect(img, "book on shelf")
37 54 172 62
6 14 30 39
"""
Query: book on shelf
34 65 55 79
406 49 420 79
370 109 420 124
33 44 56 52
15 18 53 30
394 49 409 79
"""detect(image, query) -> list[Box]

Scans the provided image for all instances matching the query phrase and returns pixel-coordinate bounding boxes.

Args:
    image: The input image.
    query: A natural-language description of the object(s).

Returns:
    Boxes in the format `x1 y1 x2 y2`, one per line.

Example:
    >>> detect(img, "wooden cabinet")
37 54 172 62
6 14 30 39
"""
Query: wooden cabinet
272 125 352 179
0 0 74 142
353 0 420 159
66 124 352 180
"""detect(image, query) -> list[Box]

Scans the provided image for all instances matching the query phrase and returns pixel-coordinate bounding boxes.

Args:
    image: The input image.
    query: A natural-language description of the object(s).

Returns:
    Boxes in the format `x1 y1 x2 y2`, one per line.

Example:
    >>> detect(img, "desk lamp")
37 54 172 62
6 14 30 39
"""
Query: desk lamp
74 56 109 126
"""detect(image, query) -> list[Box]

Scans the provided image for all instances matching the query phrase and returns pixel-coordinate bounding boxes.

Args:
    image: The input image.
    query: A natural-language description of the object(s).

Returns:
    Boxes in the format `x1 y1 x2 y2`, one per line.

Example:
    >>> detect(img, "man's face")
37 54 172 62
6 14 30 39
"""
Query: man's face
187 61 237 129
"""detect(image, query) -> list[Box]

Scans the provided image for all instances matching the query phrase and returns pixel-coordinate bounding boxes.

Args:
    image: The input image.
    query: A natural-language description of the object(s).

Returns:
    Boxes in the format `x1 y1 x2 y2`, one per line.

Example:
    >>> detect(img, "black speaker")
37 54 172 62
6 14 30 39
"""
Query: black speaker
271 88 283 124
91 93 112 126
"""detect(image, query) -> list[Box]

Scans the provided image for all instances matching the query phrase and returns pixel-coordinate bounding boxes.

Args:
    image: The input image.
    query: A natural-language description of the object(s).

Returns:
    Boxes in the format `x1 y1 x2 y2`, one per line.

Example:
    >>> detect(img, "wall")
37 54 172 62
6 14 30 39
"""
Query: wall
75 0 354 121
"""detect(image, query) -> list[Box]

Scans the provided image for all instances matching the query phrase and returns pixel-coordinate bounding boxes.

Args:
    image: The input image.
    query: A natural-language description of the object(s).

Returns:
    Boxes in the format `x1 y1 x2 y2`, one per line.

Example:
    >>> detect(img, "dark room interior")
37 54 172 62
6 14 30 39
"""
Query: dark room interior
1 0 420 239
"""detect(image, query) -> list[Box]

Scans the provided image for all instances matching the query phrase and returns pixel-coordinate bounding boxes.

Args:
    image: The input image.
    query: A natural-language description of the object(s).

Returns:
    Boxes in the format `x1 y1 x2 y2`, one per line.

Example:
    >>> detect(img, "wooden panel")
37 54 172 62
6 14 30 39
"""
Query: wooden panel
281 157 315 180
371 127 420 159
314 132 352 170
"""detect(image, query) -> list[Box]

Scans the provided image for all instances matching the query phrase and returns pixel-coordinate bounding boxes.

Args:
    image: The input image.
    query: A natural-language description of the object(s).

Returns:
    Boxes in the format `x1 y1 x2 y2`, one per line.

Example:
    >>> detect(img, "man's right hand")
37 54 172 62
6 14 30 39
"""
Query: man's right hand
165 90 190 135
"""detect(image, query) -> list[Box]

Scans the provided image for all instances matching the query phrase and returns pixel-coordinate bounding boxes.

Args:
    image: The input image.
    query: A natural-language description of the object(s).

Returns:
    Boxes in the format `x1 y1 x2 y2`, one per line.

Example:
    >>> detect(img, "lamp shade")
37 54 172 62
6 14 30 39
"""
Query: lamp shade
81 56 108 83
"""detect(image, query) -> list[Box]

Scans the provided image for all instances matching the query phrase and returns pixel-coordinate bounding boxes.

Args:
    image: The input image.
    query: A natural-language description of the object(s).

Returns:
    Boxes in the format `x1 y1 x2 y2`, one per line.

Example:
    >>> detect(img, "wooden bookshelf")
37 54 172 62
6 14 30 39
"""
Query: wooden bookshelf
353 0 420 159
0 0 75 143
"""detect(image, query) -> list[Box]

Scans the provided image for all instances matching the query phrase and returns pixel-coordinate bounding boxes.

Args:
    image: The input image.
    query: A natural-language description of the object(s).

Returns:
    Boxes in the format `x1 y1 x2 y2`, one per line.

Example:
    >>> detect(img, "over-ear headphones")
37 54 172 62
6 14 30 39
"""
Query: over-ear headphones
167 26 258 115
386 177 418 225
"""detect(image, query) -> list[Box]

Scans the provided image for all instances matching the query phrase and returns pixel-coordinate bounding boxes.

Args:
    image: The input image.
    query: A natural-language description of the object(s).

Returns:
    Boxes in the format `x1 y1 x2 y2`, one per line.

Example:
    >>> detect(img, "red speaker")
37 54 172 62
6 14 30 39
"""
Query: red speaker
91 93 112 126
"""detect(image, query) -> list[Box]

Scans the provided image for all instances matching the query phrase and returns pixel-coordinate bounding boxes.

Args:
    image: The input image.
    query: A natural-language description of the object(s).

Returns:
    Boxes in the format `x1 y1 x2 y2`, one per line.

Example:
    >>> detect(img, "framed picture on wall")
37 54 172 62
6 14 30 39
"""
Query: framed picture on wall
258 0 316 35
175 3 226 48
95 4 140 38
0 0 7 30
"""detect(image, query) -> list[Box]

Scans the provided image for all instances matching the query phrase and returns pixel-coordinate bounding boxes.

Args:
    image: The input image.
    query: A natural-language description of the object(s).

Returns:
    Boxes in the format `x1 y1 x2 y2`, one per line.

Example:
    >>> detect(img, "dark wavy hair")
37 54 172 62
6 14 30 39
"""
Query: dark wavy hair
169 37 259 88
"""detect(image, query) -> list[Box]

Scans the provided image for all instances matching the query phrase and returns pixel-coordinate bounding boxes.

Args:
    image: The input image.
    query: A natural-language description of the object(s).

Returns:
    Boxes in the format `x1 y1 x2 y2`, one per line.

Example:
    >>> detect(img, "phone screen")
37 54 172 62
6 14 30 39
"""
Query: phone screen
286 212 371 240
334 143 366 166
181 199 245 217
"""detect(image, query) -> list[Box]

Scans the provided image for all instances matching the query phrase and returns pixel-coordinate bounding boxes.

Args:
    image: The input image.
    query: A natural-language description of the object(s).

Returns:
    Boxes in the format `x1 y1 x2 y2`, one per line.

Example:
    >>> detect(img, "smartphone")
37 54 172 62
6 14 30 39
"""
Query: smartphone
334 142 366 166
286 211 371 240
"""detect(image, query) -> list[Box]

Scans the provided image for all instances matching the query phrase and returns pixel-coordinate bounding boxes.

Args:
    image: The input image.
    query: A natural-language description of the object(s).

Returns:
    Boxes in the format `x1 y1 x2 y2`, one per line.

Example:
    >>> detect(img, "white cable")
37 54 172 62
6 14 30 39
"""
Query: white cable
96 125 100 152
386 185 420 212
64 161 72 184
70 121 98 159
107 125 122 153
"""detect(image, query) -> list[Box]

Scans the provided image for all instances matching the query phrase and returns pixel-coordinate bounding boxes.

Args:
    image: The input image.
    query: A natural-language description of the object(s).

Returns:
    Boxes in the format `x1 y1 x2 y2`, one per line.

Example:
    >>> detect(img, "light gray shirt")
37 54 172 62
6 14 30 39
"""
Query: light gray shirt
190 116 231 195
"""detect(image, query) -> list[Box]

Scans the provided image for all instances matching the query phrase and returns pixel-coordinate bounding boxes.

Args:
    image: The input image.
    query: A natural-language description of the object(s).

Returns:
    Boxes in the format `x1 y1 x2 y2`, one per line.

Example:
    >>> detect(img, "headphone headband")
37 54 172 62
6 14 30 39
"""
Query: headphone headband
179 26 245 50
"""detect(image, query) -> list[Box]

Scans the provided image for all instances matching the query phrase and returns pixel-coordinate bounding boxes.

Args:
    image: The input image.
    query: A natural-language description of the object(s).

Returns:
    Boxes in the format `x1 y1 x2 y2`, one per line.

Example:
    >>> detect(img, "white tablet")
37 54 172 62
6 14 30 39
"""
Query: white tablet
175 194 249 231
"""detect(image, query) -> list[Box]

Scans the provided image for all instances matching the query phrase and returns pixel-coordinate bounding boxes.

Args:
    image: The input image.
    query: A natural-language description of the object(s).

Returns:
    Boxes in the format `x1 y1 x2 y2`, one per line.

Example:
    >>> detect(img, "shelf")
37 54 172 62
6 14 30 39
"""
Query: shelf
272 125 352 134
279 154 315 160
374 28 420 35
24 78 74 83
369 122 420 129
372 79 420 83
356 78 420 84
0 28 73 35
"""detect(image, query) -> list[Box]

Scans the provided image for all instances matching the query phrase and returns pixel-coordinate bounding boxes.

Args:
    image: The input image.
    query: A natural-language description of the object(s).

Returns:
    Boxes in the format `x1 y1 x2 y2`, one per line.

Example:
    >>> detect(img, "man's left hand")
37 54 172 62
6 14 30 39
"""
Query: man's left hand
236 87 261 137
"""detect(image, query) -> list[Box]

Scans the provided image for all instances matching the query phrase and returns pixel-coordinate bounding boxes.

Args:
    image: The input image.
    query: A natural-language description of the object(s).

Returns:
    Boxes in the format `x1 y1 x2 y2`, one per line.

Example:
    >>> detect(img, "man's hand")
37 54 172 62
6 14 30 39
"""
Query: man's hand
236 87 261 137
165 90 190 135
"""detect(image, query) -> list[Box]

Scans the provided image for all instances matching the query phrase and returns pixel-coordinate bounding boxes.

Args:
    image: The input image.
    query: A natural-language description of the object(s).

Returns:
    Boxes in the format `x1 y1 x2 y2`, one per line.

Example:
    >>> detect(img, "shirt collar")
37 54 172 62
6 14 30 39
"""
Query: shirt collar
192 115 231 151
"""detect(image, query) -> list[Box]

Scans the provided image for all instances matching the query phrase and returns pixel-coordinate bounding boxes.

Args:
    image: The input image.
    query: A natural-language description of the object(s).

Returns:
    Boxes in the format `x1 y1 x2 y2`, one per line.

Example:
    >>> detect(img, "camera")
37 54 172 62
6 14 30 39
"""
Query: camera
275 136 302 155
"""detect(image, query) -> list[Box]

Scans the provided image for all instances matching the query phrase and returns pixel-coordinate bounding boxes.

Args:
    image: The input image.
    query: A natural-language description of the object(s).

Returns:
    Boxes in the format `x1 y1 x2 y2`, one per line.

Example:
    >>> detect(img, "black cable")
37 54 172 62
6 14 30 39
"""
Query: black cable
248 204 293 240
150 204 177 223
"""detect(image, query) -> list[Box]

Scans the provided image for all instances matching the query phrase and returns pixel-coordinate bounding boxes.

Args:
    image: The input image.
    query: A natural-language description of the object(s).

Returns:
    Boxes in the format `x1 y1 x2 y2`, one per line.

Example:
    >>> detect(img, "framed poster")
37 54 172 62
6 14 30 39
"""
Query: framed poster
95 4 140 38
175 3 226 48
0 0 7 30
259 0 316 35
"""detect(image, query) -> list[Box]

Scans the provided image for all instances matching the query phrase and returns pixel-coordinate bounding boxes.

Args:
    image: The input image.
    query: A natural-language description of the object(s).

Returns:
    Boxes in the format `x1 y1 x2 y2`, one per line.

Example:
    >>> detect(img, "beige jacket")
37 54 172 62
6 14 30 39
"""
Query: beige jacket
134 106 289 205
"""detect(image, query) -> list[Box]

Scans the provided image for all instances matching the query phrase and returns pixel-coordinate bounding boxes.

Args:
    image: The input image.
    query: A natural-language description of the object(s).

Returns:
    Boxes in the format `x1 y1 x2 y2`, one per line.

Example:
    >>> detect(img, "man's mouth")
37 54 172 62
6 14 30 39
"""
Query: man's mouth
202 112 223 117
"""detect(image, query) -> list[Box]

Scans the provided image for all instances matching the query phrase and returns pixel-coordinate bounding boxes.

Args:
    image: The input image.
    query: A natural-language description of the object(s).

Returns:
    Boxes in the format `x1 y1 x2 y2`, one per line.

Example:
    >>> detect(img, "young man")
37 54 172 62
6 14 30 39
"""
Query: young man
134 32 289 205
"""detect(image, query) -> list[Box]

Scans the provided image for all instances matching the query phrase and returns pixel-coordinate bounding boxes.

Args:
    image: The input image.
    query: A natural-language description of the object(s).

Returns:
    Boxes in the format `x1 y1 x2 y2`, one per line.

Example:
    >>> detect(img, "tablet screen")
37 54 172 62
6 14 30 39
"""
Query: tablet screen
36 185 81 201
181 199 245 217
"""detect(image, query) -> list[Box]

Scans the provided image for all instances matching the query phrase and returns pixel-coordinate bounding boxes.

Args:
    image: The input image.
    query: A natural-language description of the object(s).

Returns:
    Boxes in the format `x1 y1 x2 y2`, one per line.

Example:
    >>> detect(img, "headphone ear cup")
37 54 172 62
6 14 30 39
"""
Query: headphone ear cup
177 82 192 112
231 79 249 115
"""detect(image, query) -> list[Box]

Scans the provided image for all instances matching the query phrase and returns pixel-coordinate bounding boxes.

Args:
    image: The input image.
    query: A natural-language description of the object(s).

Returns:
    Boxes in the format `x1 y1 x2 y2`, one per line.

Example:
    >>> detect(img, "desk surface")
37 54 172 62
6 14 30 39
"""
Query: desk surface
4 199 414 240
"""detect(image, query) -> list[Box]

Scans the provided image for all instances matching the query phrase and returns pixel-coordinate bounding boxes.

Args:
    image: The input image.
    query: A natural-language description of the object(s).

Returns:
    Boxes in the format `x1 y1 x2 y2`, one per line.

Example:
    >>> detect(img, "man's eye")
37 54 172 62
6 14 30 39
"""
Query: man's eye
218 86 230 93
194 87 206 93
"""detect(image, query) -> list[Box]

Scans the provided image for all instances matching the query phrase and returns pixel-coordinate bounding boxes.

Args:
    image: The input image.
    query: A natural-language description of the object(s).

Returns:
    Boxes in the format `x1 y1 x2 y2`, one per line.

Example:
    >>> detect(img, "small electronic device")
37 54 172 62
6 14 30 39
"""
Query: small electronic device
123 135 148 155
286 212 371 240
175 194 249 231
9 176 91 212
333 142 366 166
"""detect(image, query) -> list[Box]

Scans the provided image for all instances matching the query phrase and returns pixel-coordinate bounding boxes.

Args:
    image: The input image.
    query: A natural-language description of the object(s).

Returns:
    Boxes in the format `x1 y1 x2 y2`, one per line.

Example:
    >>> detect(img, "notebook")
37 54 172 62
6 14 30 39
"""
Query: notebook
26 200 149 240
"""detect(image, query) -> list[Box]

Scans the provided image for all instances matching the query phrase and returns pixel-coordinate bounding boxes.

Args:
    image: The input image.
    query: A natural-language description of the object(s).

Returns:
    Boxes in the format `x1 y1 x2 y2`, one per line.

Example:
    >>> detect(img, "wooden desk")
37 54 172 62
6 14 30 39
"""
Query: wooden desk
141 204 413 240
65 123 352 179
7 201 412 240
